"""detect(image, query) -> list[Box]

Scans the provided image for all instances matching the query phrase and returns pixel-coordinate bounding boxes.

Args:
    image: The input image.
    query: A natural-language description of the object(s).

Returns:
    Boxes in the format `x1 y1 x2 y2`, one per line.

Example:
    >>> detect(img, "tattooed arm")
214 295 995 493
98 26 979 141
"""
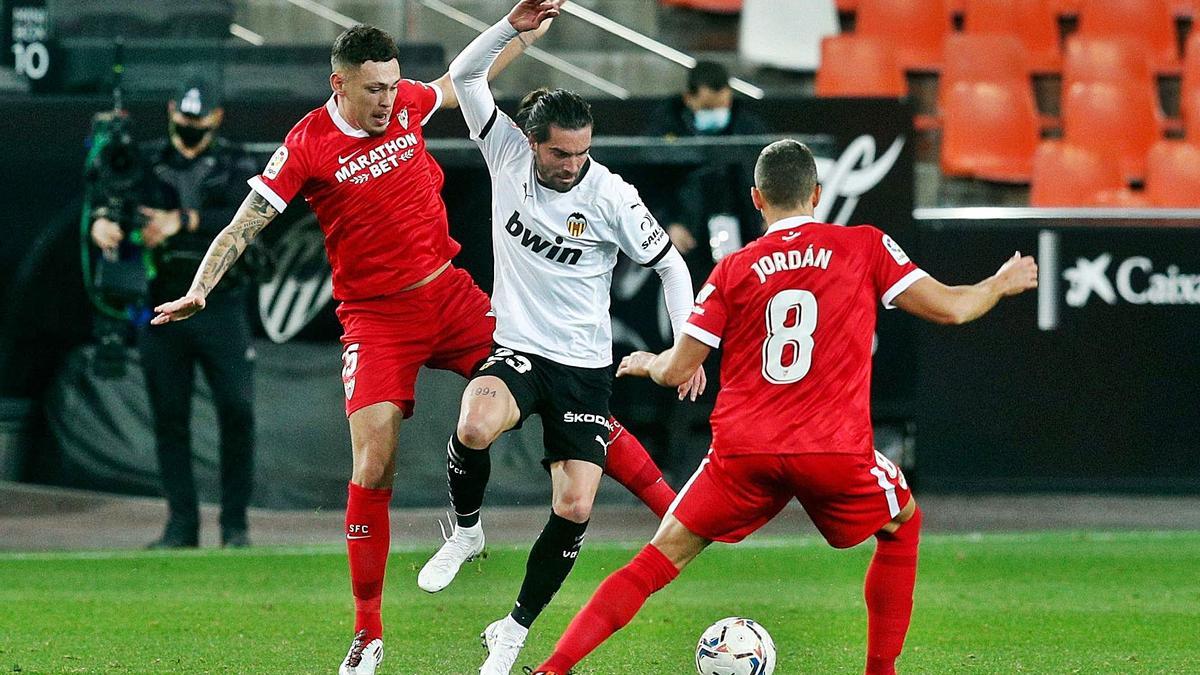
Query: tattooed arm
150 190 278 325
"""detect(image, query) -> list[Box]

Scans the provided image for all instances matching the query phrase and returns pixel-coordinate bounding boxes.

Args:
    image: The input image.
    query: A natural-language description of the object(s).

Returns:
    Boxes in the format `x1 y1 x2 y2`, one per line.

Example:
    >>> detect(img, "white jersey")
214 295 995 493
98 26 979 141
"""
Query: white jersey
450 22 673 368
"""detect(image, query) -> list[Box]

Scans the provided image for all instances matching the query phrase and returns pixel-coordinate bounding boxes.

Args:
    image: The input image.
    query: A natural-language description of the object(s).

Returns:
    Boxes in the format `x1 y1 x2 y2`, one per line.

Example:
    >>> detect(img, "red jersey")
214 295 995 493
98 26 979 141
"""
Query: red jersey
681 216 926 457
248 82 458 301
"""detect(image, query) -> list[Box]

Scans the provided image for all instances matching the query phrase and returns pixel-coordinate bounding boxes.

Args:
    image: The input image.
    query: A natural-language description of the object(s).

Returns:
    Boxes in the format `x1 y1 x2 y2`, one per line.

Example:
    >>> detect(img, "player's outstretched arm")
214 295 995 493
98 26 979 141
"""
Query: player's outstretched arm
617 334 712 388
150 190 278 325
432 5 555 110
892 251 1038 326
446 0 560 133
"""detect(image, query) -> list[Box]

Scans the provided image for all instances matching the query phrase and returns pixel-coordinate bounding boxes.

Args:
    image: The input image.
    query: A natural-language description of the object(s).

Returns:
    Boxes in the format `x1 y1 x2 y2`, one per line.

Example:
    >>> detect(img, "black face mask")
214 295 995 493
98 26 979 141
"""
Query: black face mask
171 121 213 149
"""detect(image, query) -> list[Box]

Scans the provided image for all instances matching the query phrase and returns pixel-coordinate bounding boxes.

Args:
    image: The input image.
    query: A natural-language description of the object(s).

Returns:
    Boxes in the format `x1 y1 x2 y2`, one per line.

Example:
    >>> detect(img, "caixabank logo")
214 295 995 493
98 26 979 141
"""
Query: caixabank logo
1062 254 1200 307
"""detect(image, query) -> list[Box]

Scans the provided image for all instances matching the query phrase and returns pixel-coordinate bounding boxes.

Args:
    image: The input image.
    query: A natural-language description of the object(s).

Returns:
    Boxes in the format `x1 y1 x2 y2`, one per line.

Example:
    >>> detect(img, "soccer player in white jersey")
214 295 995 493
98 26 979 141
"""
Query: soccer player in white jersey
414 2 701 673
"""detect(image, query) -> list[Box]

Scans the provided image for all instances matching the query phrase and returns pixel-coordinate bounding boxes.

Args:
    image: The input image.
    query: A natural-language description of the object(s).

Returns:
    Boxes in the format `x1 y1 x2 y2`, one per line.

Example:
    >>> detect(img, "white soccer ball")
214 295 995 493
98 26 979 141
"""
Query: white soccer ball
695 616 776 675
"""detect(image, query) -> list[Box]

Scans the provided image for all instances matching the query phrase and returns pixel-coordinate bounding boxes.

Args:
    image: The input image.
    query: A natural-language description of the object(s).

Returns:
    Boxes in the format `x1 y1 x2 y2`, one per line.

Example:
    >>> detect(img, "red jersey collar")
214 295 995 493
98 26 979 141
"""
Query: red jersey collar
765 215 820 236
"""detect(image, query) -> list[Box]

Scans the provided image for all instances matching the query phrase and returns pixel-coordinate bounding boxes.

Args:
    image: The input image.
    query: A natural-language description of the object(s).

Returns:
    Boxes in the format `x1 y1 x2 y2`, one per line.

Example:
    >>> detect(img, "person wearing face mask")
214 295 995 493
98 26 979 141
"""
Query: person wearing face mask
644 61 768 287
89 77 261 550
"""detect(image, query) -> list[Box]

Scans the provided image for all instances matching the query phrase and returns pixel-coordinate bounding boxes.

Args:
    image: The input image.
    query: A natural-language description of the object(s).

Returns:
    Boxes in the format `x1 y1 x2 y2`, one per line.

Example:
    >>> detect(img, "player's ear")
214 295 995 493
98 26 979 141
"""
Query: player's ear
330 71 345 96
526 133 537 151
811 183 822 210
750 186 763 211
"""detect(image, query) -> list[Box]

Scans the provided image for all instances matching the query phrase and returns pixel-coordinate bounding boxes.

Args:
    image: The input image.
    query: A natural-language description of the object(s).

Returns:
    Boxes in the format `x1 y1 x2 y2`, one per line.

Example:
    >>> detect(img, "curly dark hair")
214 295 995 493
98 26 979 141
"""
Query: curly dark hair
331 24 398 71
516 88 593 142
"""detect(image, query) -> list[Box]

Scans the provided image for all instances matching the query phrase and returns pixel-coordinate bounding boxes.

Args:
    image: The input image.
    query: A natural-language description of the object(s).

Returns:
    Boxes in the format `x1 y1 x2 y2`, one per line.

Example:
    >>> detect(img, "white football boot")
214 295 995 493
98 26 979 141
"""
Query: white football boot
479 615 528 675
417 518 485 593
338 629 383 675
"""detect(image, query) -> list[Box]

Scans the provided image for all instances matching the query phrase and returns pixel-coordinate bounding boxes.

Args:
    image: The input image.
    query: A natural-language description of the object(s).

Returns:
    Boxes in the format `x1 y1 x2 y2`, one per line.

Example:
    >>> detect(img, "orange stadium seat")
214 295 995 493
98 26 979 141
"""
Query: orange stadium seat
855 0 951 71
962 0 1061 73
941 80 1040 182
1075 0 1179 72
1182 88 1200 141
940 33 1030 86
1050 0 1082 16
815 35 907 97
1030 142 1130 206
1186 34 1200 140
1062 81 1165 181
1145 141 1200 206
1063 37 1154 90
1172 0 1199 19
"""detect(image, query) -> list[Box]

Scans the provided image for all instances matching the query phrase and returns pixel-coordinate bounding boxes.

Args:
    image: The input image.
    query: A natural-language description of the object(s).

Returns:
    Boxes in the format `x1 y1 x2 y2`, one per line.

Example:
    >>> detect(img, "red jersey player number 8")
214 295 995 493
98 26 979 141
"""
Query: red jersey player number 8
761 289 818 384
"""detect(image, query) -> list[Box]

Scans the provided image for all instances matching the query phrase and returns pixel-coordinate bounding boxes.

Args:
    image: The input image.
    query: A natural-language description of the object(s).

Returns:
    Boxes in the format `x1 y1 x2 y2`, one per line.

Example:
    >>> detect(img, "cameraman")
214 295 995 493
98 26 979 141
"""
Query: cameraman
90 79 259 549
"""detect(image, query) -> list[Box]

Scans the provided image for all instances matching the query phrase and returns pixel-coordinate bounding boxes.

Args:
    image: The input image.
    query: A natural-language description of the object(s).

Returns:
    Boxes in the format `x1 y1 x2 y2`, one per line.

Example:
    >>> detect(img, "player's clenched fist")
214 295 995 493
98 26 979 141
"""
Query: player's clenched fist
993 251 1039 296
616 351 655 379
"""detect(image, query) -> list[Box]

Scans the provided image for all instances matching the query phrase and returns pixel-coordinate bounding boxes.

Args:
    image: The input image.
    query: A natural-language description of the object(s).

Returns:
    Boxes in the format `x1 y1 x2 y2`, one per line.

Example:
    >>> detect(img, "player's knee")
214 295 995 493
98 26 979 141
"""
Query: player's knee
552 493 594 523
351 455 392 489
456 414 503 449
350 438 395 488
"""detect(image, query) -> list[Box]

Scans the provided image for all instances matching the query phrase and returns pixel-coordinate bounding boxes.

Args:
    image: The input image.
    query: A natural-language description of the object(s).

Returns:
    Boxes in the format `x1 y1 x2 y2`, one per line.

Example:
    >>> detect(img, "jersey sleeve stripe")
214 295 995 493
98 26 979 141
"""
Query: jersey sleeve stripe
681 322 722 348
881 269 929 309
423 82 444 125
247 176 288 213
640 241 674 268
479 107 499 140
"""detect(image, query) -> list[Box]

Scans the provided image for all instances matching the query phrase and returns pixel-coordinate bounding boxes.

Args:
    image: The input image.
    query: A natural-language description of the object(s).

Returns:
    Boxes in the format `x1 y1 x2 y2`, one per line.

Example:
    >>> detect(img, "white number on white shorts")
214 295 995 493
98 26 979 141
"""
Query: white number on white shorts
761 289 818 384
869 450 908 518
483 348 532 374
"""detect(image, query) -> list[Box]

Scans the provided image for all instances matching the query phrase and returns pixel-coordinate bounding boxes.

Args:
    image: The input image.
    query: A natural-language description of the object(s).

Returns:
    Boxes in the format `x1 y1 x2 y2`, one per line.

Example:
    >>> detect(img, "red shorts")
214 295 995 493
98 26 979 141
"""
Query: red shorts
669 449 913 549
335 265 495 418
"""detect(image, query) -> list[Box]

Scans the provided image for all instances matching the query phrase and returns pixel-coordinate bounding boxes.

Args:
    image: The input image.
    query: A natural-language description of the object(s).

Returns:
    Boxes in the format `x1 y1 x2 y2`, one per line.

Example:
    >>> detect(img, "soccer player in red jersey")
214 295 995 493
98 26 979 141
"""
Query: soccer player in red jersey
533 139 1039 675
150 17 676 675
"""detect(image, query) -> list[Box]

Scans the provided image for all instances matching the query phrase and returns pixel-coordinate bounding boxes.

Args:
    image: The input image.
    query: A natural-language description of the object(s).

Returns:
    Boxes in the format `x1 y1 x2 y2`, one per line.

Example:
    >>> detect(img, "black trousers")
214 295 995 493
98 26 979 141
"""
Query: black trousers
139 292 255 533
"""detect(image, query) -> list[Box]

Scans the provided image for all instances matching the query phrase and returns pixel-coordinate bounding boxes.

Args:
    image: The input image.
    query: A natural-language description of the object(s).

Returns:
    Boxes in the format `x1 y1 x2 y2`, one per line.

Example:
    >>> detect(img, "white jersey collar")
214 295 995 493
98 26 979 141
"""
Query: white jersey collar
765 215 820 236
326 95 372 138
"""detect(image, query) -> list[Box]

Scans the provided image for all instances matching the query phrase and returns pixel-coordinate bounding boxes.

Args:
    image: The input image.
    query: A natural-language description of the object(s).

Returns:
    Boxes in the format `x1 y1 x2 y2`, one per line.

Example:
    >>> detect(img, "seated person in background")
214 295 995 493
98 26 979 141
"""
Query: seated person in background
643 60 769 286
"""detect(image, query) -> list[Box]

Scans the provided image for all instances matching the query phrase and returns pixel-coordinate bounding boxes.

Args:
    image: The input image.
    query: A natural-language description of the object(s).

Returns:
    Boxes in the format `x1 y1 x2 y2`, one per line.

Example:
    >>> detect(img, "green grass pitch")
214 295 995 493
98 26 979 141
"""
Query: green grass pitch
1 531 1198 673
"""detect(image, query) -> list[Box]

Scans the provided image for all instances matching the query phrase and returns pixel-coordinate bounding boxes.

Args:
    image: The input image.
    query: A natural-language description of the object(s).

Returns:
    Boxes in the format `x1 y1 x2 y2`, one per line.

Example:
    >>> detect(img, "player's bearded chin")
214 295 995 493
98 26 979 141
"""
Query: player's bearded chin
535 159 573 192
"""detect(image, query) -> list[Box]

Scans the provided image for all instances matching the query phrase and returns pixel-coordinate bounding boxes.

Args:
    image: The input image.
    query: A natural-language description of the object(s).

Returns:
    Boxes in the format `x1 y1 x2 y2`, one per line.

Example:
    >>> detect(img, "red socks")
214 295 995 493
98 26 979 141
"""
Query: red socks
864 506 922 675
538 544 680 673
604 419 677 518
346 482 392 642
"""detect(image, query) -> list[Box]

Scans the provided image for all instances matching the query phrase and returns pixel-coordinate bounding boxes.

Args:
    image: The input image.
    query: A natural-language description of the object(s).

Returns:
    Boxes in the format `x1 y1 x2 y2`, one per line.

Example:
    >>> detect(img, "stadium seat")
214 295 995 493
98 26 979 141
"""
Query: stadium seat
940 33 1030 87
815 35 907 97
1062 81 1165 181
1063 37 1155 90
1029 142 1130 206
1050 0 1082 16
941 80 1040 182
962 0 1061 73
740 0 839 71
1172 0 1198 18
1145 141 1200 206
1186 58 1200 140
1075 0 1179 73
855 0 951 71
1187 90 1200 141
